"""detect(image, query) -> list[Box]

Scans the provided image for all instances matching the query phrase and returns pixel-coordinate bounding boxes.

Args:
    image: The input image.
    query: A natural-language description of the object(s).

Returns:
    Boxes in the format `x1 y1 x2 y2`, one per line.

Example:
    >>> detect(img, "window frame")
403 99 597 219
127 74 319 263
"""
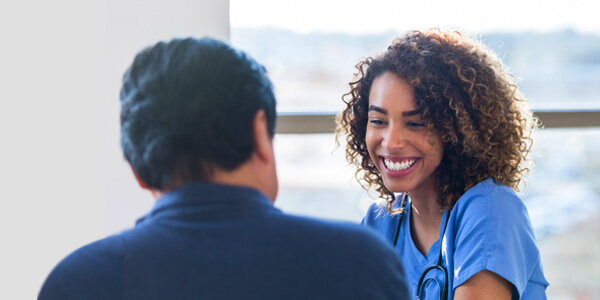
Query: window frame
276 109 600 134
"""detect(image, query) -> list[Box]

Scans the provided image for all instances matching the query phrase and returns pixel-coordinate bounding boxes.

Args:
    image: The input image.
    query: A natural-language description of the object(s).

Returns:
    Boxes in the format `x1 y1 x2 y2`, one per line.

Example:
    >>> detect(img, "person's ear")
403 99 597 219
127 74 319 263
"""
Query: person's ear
251 110 274 164
130 164 150 190
251 109 278 202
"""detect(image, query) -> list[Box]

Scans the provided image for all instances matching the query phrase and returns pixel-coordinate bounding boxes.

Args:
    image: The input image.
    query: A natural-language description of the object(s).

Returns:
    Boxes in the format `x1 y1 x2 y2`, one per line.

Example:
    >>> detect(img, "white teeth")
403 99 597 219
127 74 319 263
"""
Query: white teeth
384 158 417 171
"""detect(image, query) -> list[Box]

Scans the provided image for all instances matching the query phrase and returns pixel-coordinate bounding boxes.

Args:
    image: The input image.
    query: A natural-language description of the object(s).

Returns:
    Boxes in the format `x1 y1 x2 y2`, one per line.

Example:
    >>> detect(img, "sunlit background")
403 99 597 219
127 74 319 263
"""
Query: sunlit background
231 1 600 299
4 1 597 299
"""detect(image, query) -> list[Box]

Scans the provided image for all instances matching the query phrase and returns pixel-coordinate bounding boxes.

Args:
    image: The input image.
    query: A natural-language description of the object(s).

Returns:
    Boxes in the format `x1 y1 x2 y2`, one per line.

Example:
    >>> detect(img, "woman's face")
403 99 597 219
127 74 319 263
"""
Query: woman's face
365 72 443 198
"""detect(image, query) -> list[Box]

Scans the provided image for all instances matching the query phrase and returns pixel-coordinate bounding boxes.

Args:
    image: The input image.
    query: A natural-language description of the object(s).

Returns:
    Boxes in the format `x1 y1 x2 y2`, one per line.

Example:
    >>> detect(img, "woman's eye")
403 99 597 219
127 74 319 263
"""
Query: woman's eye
407 121 425 127
369 119 386 126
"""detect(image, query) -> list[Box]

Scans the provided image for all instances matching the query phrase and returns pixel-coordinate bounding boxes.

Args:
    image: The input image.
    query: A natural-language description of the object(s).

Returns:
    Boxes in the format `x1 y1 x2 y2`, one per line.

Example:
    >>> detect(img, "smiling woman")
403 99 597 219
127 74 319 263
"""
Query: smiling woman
336 29 548 299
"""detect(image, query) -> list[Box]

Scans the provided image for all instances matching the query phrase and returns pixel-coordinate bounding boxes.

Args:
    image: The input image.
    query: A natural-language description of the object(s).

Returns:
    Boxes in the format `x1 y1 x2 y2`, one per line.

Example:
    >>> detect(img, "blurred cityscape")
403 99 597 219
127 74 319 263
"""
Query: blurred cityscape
233 28 600 300
233 28 600 110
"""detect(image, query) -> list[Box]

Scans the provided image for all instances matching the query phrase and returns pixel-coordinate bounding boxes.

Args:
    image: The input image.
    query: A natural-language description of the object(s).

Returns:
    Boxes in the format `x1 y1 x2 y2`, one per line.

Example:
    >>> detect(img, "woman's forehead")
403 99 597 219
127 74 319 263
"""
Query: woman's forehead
368 73 421 115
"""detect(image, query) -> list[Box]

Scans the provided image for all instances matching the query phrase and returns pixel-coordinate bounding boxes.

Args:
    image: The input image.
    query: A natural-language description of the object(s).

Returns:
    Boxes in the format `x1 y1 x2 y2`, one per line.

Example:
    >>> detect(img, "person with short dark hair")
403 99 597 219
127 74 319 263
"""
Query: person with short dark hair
39 37 409 299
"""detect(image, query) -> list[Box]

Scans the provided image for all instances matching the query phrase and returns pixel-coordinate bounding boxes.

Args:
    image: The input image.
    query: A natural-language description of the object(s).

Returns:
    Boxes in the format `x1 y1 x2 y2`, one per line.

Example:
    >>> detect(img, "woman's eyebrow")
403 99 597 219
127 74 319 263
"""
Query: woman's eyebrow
368 105 387 114
402 109 422 116
368 106 421 116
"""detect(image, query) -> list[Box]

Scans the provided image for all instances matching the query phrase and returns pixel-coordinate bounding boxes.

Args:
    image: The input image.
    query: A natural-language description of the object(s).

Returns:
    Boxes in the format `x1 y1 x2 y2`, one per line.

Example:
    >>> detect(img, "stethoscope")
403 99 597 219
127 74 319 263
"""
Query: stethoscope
392 193 450 300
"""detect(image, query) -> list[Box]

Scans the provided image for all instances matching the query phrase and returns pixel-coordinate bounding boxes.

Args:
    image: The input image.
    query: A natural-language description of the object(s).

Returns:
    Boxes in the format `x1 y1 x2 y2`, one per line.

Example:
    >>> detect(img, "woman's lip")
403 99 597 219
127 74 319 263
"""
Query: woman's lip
379 156 420 177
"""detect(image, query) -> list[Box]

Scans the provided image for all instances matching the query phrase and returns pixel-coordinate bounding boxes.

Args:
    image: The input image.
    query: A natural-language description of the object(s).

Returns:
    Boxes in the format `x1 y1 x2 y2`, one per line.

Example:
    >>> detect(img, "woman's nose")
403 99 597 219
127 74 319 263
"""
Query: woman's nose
381 125 408 150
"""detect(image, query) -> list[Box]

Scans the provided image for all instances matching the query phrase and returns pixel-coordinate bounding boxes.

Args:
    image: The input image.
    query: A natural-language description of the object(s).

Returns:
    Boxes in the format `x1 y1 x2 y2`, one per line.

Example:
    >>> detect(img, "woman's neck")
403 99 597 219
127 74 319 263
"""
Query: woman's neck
408 190 445 256
408 185 443 217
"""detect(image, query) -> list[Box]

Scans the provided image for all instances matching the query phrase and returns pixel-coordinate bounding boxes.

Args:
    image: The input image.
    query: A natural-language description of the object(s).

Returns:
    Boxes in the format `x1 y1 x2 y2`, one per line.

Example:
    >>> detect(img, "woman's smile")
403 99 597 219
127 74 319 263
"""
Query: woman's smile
380 156 419 175
365 72 444 196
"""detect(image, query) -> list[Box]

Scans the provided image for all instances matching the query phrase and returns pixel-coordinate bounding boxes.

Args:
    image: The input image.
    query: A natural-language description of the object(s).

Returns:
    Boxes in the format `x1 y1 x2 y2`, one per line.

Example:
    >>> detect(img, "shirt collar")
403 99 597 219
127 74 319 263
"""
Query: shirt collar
136 182 277 225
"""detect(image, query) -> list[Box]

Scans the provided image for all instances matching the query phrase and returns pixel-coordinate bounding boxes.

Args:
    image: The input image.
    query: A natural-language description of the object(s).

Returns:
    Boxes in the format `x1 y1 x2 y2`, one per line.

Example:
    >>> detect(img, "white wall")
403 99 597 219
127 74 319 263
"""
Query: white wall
0 1 229 298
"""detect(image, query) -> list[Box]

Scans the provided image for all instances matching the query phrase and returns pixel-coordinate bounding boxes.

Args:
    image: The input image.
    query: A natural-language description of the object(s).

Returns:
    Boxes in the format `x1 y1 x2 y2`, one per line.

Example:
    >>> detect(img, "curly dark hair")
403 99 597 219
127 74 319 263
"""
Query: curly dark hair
336 29 538 213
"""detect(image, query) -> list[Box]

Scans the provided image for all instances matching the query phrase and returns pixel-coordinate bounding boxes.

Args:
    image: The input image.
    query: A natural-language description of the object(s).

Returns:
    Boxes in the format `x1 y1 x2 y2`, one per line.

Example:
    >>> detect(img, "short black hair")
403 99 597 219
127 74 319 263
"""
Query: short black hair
120 37 276 190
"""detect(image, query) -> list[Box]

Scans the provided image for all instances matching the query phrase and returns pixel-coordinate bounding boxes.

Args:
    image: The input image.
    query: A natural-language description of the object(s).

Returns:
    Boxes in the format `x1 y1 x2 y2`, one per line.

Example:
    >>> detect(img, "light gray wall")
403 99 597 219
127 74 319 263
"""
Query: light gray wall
0 1 229 298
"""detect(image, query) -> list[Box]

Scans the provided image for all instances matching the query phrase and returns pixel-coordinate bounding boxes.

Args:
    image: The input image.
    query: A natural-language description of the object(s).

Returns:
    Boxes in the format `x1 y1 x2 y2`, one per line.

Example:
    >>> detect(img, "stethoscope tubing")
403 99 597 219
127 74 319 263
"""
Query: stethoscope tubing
392 193 450 300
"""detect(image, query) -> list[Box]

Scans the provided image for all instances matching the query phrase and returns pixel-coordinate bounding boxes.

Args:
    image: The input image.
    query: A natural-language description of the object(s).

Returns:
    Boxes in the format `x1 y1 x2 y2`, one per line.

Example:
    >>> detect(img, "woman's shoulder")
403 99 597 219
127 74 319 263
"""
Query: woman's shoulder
363 200 391 224
464 177 518 197
456 178 524 209
450 179 538 270
451 178 529 233
450 179 547 296
362 196 405 227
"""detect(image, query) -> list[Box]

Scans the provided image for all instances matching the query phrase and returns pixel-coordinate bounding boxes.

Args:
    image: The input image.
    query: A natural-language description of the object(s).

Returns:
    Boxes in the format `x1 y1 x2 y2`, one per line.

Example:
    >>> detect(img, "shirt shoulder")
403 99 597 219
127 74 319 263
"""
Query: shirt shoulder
275 213 410 299
284 211 396 257
451 178 548 296
362 198 403 241
455 178 524 213
38 234 127 300
362 201 389 227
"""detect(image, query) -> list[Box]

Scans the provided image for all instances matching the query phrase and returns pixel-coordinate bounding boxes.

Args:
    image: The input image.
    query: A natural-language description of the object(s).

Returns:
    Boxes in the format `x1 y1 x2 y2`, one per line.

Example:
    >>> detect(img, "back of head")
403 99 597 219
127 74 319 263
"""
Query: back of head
120 37 276 190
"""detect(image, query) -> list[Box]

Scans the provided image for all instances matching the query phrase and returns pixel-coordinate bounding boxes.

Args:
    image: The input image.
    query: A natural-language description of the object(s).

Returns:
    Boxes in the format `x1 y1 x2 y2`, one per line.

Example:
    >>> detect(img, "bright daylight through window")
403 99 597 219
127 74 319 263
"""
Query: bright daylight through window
231 1 599 299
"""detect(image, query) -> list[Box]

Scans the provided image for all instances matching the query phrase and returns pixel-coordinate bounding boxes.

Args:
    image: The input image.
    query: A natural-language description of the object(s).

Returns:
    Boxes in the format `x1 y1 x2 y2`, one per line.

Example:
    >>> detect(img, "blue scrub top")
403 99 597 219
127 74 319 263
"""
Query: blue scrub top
363 178 549 299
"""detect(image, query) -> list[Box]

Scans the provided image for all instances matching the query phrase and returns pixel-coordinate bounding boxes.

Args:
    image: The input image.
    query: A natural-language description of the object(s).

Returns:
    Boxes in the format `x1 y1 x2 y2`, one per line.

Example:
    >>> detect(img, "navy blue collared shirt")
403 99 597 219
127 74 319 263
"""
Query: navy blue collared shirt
40 182 409 299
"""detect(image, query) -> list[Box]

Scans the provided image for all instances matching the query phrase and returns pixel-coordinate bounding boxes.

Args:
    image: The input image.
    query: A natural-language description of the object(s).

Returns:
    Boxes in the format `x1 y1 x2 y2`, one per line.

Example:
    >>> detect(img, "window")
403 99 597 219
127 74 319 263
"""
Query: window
231 1 600 298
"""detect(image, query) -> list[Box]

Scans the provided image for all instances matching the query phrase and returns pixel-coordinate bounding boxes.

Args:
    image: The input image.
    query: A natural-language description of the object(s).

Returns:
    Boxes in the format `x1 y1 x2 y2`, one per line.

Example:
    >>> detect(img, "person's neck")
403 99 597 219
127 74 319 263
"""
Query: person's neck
408 184 443 215
410 191 444 231
149 164 261 202
408 188 445 256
